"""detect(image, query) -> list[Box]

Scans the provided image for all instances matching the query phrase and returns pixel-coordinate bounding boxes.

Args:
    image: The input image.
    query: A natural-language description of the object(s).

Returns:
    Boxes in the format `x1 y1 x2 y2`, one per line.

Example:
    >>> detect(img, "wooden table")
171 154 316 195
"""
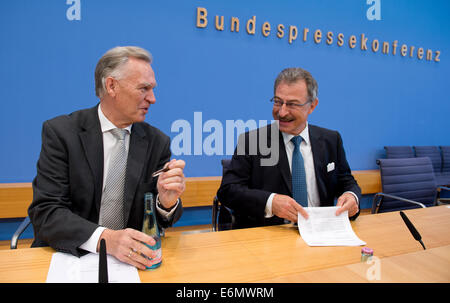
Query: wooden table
1 206 449 283
260 245 450 283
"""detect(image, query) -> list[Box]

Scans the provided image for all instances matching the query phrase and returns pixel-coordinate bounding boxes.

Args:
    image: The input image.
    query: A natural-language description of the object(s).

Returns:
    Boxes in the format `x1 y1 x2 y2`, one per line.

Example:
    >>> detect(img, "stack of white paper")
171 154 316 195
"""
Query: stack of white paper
297 206 366 246
46 252 141 283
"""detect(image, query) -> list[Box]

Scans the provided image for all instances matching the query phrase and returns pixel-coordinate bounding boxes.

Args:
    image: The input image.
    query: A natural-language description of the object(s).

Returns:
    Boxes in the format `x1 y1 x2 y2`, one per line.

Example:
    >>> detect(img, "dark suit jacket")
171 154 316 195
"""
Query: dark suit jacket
217 123 361 229
28 105 182 256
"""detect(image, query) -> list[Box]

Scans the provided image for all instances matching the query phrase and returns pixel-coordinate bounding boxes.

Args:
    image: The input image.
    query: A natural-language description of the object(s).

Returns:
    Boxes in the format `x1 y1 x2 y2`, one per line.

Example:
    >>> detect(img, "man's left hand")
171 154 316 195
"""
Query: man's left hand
156 159 186 209
335 192 359 217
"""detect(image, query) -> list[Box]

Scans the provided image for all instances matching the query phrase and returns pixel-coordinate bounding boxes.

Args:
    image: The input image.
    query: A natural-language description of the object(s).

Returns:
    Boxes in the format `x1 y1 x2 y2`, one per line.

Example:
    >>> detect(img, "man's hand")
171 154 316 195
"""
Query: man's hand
335 192 359 217
98 228 160 270
157 159 186 209
272 194 309 222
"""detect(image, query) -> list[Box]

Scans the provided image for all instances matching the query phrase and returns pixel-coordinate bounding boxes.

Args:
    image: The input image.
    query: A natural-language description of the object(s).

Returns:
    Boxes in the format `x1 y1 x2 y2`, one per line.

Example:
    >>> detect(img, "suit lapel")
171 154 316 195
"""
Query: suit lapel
309 125 327 202
276 129 292 195
79 105 104 214
123 123 149 225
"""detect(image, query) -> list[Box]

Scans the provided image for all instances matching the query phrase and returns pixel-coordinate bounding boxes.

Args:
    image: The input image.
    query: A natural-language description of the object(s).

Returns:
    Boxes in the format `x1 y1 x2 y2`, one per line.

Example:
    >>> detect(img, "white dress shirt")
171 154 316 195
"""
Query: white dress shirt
79 105 177 253
265 122 358 217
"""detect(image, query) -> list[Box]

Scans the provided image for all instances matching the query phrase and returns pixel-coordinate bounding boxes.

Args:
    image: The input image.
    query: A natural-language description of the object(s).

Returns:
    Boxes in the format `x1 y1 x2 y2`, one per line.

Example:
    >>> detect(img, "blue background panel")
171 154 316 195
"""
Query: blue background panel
1 0 449 182
0 1 449 241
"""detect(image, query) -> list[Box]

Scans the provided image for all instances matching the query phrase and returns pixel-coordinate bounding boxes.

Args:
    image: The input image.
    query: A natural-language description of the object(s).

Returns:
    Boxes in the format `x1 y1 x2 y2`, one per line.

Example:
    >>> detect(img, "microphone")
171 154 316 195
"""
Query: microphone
400 211 426 250
99 238 108 283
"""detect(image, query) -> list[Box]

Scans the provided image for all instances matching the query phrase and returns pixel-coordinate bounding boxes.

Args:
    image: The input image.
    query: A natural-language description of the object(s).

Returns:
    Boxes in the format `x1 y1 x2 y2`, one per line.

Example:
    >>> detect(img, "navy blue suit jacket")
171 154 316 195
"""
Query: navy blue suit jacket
217 123 361 228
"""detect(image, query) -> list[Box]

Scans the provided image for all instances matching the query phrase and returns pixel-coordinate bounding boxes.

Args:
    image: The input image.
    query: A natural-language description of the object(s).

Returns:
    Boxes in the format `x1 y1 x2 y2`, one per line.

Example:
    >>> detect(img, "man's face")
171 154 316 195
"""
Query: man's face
272 80 318 135
110 57 157 126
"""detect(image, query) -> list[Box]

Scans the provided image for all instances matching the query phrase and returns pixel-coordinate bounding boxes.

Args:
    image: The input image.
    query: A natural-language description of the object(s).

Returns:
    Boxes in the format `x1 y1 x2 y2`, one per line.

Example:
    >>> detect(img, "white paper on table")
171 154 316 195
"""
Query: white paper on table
297 206 366 246
46 252 141 283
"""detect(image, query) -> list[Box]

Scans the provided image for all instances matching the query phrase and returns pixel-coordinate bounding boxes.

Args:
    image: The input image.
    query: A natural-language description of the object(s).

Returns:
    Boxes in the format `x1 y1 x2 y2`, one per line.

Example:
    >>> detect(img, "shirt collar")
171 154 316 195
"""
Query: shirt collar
98 104 132 134
281 122 310 146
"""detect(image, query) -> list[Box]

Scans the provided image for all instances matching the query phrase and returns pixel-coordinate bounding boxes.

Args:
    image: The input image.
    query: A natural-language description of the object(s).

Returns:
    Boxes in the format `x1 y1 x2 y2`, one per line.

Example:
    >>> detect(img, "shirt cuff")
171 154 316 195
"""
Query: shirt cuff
79 226 106 254
156 194 179 218
265 193 276 218
344 191 359 205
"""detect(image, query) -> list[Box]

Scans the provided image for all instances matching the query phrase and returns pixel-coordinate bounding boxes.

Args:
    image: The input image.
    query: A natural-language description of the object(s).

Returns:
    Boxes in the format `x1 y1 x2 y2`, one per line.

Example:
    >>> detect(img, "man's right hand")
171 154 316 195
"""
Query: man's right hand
271 194 309 222
98 228 160 270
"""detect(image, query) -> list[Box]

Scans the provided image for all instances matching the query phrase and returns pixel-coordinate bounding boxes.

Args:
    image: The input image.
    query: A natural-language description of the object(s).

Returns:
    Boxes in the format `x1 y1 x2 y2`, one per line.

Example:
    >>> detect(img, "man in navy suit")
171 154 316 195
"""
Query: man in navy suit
217 67 361 229
29 46 185 269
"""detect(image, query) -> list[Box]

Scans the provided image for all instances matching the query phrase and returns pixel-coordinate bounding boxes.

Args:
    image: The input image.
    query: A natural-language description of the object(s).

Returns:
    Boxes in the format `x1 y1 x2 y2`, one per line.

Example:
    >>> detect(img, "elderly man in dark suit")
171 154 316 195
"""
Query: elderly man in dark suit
217 67 361 229
29 46 185 270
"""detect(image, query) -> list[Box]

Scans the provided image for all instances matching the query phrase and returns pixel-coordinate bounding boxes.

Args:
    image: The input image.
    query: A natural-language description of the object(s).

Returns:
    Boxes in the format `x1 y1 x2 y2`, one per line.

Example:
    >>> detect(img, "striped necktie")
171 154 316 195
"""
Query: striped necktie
99 128 128 230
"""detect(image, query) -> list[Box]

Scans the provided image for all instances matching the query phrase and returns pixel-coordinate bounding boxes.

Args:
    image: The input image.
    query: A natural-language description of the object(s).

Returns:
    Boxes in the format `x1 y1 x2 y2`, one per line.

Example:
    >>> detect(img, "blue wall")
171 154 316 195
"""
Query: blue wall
1 0 449 182
1 2 449 240
0 0 450 239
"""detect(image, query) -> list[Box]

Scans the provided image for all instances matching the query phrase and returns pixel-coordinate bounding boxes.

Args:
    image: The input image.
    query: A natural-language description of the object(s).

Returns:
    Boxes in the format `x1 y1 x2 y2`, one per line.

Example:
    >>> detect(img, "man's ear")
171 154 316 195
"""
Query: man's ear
105 77 118 98
308 98 318 114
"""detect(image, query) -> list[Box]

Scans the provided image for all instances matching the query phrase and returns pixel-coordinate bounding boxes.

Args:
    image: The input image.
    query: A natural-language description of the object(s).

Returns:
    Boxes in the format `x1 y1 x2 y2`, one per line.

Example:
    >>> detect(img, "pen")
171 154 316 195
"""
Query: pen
152 166 170 177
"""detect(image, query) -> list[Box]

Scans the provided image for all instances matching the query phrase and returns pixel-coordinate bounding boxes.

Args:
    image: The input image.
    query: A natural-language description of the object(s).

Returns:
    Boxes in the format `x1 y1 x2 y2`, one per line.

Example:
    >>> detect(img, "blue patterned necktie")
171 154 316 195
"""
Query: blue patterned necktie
99 128 128 230
291 136 308 207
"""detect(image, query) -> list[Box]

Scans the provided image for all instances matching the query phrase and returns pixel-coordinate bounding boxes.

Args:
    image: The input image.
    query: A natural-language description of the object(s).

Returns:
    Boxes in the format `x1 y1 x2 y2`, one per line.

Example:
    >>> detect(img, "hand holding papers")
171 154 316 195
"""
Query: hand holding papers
297 206 366 246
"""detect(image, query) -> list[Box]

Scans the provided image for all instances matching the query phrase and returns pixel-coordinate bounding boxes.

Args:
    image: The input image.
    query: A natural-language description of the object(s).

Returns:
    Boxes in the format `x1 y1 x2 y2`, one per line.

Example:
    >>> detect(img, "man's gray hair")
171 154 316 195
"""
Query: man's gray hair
273 67 318 102
95 46 152 98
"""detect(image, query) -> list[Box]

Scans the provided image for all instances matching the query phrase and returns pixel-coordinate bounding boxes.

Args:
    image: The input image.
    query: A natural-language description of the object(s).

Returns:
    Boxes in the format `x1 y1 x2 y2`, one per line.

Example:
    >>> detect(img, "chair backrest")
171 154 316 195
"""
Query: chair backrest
414 146 442 174
221 159 231 175
377 157 437 213
440 146 450 174
384 146 414 159
212 159 234 231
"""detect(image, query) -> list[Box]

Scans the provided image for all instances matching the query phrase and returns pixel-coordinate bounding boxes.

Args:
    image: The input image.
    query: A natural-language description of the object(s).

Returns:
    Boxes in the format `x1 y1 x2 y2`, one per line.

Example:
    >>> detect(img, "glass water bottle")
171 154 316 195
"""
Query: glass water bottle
141 192 162 269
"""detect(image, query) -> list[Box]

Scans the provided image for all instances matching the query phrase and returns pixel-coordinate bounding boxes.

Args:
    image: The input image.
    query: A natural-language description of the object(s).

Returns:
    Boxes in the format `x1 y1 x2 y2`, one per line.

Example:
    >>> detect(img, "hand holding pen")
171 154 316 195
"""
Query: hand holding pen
155 159 186 210
152 166 170 178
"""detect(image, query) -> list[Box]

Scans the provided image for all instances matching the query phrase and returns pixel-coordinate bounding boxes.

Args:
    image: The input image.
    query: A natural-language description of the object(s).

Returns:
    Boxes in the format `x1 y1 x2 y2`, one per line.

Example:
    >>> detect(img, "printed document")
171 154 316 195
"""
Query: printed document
297 206 366 246
46 252 141 283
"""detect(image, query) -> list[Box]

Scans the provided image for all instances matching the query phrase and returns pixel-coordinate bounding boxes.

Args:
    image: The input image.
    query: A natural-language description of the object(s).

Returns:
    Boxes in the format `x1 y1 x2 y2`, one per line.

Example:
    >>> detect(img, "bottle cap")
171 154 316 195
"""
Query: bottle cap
361 247 373 255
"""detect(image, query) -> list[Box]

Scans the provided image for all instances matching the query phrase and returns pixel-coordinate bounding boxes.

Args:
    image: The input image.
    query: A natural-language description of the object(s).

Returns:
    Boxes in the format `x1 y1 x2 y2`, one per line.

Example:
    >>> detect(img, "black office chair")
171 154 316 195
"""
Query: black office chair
212 159 235 231
414 146 442 173
384 146 414 159
441 146 450 175
414 145 449 187
437 146 450 202
439 146 450 186
10 216 31 249
372 157 450 213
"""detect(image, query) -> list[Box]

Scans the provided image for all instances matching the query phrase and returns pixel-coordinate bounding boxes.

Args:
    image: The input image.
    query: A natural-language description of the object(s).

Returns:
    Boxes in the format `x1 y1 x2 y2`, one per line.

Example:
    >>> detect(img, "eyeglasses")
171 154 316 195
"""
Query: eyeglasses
270 97 311 109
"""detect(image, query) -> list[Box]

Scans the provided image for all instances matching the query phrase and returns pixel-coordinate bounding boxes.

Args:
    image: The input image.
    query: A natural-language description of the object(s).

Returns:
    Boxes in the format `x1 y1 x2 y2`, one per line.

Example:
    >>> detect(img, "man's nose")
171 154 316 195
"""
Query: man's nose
145 89 156 104
278 103 289 117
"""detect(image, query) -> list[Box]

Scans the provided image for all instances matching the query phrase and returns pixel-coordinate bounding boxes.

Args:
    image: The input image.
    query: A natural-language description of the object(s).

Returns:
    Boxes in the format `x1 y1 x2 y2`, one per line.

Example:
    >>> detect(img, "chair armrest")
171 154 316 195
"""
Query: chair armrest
437 186 450 192
372 192 426 214
212 196 219 232
222 204 235 227
212 197 236 231
437 186 450 205
10 216 31 249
